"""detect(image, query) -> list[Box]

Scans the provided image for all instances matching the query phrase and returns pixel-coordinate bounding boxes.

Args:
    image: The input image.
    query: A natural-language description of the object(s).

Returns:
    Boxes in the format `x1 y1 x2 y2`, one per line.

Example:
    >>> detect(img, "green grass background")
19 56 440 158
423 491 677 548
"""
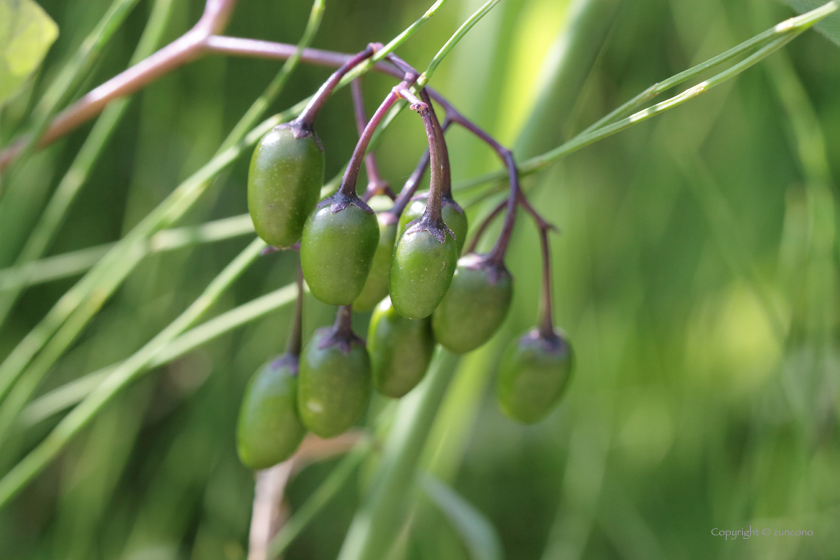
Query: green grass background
1 0 840 559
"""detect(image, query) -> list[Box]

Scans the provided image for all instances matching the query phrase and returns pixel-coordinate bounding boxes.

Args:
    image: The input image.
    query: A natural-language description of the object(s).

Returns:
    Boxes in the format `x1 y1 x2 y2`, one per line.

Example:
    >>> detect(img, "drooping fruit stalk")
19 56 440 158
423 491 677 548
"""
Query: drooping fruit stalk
301 71 419 305
236 266 307 469
248 45 378 249
389 89 458 319
496 226 573 424
464 197 507 254
351 78 393 202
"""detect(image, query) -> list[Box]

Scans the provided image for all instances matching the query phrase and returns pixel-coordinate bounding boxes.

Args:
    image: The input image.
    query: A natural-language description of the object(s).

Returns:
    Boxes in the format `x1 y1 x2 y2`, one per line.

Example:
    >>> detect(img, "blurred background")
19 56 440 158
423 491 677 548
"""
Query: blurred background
1 0 839 558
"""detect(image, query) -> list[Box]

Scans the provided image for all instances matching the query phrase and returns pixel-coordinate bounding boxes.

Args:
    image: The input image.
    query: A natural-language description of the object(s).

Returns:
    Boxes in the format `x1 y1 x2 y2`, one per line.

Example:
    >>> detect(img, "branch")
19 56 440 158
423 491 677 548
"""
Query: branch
0 0 240 172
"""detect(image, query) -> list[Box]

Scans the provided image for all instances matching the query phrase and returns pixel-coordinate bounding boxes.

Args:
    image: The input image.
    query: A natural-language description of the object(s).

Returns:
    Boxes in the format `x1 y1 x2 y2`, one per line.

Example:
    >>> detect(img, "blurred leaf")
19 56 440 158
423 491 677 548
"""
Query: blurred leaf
0 0 58 105
419 474 504 560
785 0 840 45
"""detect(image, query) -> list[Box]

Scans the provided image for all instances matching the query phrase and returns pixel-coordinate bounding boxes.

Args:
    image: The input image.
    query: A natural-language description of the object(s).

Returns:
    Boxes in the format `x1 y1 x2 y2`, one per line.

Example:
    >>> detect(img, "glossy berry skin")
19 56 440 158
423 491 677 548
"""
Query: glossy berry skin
298 328 372 438
432 254 513 354
368 297 436 398
497 329 574 424
398 195 468 253
248 124 325 248
236 355 307 470
352 213 398 311
300 198 380 305
389 225 458 319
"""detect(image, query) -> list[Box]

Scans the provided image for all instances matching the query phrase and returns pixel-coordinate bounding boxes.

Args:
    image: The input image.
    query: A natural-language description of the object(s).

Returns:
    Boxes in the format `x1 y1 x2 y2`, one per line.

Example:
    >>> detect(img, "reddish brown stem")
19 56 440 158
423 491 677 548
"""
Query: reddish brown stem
297 44 378 129
388 117 452 218
351 79 391 202
537 226 555 338
464 197 507 254
397 89 443 225
0 0 240 172
486 153 521 266
1 31 550 240
389 150 430 217
419 90 452 198
333 304 353 334
287 264 305 359
338 71 418 198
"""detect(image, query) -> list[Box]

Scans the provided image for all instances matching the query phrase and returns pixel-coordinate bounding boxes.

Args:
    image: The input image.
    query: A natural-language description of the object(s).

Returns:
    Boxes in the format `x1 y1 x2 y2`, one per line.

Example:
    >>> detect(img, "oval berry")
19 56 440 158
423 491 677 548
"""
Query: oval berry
398 194 468 253
432 254 513 354
368 297 435 398
352 213 398 311
300 196 380 306
236 355 307 470
389 226 458 319
497 329 574 424
248 124 325 248
298 328 372 437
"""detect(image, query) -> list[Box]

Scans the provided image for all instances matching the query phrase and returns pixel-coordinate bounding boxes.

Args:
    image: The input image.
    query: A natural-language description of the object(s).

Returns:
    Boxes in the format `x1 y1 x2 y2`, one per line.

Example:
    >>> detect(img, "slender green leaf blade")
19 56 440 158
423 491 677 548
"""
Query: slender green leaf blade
0 0 58 104
420 474 504 560
786 0 840 44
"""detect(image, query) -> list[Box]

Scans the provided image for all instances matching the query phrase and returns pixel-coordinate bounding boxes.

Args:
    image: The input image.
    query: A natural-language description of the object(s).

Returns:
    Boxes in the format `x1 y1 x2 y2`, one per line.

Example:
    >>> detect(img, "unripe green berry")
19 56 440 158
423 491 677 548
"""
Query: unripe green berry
248 124 325 248
353 213 398 311
433 254 513 354
368 297 435 397
389 224 458 319
398 194 468 253
497 329 574 423
298 328 372 437
236 356 307 470
301 197 380 306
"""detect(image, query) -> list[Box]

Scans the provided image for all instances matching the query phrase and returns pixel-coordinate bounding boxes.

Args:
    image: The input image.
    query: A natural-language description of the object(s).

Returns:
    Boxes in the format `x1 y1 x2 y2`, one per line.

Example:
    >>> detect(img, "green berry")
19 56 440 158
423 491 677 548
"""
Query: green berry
300 195 380 306
389 220 458 319
352 213 398 311
497 329 574 424
397 197 426 238
248 123 325 248
398 194 468 253
432 254 513 354
298 328 372 437
236 356 307 470
368 297 435 398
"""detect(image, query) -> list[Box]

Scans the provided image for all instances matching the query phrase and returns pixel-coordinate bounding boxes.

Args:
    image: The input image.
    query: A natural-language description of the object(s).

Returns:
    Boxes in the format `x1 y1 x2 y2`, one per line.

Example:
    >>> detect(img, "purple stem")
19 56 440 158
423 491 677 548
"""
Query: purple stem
297 44 378 128
397 89 443 224
537 226 555 338
464 197 507 254
419 90 452 198
288 264 305 358
333 304 354 337
390 150 430 216
351 79 391 201
338 59 418 197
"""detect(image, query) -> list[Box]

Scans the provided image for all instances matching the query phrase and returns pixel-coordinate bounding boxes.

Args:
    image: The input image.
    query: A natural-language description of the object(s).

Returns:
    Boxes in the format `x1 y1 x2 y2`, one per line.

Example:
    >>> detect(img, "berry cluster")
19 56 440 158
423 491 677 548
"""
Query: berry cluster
236 47 573 470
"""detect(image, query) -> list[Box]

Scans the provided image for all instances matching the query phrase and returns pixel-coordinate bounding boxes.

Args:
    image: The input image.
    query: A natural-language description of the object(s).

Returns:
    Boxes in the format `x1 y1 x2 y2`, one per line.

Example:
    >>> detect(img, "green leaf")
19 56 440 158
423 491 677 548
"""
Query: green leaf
0 0 58 105
785 0 840 45
419 474 504 560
